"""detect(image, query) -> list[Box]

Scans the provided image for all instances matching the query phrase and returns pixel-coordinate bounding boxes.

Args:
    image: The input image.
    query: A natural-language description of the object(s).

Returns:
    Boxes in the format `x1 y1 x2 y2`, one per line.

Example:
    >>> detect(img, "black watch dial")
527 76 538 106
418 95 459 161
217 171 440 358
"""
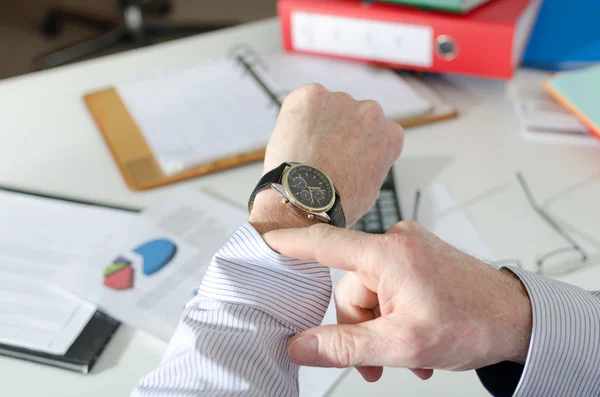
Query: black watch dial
284 165 335 211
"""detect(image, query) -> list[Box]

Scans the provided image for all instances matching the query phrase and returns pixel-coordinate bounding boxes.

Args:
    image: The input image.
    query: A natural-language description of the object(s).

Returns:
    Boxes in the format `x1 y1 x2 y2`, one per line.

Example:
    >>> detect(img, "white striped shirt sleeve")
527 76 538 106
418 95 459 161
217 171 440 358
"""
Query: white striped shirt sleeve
131 222 331 397
477 266 600 397
133 222 600 397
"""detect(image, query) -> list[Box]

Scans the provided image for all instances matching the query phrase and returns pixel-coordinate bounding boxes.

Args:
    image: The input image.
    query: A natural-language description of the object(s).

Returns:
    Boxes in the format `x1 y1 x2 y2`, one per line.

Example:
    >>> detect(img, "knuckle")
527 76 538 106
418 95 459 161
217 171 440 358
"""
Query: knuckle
281 89 297 109
333 281 346 302
298 83 328 99
393 120 405 135
386 222 404 235
282 83 328 109
379 232 418 265
402 219 420 232
387 220 421 236
280 95 294 110
333 91 355 102
359 100 384 121
328 331 357 367
333 275 352 307
382 231 413 251
390 123 405 154
333 288 343 309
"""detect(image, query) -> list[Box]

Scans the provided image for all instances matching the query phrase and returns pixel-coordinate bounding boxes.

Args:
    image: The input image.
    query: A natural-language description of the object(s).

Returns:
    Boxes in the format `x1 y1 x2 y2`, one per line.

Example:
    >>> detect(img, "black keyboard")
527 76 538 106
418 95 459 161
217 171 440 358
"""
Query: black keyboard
352 168 402 234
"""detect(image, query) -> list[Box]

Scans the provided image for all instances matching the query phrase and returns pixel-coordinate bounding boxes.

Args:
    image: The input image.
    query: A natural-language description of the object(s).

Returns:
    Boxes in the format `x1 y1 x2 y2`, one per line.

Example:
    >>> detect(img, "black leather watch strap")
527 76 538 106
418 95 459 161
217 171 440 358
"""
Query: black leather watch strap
326 193 346 228
247 162 289 212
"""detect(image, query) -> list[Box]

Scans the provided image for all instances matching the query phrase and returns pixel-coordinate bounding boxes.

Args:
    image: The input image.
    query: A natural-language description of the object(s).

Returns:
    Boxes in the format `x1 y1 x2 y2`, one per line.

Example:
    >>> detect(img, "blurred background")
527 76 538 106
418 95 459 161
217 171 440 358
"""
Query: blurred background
0 0 276 80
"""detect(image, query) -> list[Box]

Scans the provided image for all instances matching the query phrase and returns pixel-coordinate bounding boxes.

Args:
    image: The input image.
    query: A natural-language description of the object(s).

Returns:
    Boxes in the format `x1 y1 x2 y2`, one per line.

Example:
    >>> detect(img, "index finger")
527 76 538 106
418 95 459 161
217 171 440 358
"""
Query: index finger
263 224 375 272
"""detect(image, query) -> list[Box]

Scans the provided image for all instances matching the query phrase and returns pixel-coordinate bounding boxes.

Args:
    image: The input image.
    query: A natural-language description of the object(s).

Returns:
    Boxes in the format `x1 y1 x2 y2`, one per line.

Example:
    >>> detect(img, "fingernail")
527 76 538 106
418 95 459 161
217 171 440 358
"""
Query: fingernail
288 335 318 364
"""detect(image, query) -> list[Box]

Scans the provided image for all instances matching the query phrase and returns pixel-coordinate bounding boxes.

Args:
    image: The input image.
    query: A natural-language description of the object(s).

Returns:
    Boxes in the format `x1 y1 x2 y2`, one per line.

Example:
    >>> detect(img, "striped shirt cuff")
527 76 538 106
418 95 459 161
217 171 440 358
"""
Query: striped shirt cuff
197 222 332 331
479 266 600 397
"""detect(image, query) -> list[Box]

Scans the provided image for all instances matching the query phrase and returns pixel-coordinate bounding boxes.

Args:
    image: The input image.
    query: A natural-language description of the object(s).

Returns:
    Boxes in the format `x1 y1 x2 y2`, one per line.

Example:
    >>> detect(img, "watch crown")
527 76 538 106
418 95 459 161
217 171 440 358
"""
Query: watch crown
281 197 289 204
307 214 315 220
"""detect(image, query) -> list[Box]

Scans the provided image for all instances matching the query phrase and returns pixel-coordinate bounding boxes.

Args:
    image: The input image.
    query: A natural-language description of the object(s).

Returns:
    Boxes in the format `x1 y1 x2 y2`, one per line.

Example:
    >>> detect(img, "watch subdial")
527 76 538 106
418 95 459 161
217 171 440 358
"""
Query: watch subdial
291 176 307 189
299 190 311 202
311 188 325 202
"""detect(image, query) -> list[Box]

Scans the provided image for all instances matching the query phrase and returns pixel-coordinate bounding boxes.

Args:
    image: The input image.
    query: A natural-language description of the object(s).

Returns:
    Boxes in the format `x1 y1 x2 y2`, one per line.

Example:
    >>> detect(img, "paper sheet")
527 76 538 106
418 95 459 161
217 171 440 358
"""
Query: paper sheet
0 190 135 355
53 190 247 341
53 189 347 395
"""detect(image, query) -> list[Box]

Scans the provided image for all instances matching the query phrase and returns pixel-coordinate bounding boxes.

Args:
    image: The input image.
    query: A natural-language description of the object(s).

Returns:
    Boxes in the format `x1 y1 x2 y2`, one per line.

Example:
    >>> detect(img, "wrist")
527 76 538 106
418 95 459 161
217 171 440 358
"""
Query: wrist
498 268 533 364
249 189 320 235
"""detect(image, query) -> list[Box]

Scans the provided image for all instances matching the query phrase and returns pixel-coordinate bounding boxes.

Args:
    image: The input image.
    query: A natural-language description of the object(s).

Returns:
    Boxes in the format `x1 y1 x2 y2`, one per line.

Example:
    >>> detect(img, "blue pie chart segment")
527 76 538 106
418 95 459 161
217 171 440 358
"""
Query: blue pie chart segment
133 239 177 275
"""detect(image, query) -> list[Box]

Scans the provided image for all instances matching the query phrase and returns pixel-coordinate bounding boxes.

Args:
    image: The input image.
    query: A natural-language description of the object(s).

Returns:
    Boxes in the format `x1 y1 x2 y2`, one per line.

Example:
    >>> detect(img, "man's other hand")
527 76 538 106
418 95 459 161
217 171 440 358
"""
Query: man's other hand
250 84 404 231
264 221 533 383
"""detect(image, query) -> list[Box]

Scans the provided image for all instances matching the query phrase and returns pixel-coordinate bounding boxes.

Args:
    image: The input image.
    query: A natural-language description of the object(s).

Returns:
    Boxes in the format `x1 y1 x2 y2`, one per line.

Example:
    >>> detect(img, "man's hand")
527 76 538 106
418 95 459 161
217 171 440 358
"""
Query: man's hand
264 221 533 382
249 84 404 233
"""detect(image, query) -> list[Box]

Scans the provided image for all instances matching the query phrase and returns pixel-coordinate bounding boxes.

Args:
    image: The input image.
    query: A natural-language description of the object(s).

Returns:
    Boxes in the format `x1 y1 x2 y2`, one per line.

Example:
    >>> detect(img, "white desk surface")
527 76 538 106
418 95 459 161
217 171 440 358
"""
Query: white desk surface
1 18 599 397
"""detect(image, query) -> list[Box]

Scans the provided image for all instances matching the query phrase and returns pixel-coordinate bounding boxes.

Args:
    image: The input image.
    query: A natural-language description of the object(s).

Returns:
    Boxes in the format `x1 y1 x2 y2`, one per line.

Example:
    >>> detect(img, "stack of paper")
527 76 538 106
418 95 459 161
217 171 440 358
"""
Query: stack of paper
0 190 135 356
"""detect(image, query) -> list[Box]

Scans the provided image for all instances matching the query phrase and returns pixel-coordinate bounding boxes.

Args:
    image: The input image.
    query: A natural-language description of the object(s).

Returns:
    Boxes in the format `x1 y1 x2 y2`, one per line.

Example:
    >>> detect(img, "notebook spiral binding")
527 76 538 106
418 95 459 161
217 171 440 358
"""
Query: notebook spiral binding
229 44 286 108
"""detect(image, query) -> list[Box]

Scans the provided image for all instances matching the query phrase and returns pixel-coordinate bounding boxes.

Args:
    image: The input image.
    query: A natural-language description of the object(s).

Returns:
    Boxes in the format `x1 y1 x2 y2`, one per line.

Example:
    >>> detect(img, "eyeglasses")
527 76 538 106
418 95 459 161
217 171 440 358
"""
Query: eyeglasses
413 172 589 276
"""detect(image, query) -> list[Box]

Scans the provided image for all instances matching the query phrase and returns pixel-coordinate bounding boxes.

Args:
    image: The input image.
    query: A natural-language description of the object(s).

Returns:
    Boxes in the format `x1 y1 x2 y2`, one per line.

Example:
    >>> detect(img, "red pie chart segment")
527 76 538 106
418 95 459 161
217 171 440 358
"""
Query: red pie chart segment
103 266 134 290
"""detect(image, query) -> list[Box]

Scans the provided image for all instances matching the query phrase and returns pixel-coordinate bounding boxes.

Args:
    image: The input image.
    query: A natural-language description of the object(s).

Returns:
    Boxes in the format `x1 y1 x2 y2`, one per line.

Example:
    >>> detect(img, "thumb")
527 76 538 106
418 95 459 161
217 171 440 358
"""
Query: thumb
287 320 384 368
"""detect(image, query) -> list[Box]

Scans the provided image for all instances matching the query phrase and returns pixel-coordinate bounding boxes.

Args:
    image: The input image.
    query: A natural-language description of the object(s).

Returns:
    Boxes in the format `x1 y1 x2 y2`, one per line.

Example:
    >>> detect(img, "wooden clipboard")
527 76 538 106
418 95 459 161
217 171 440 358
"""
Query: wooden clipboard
85 88 266 191
397 74 459 128
85 77 457 191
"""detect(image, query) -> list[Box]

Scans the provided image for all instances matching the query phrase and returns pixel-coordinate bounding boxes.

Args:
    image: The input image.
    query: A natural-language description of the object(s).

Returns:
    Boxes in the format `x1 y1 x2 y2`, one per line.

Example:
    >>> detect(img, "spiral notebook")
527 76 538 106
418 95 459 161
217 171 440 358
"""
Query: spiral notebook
85 46 456 190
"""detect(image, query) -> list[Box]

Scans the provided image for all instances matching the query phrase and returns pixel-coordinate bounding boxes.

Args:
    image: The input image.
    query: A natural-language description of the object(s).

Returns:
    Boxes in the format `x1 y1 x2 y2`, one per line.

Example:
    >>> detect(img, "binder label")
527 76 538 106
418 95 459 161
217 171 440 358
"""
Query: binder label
291 12 433 67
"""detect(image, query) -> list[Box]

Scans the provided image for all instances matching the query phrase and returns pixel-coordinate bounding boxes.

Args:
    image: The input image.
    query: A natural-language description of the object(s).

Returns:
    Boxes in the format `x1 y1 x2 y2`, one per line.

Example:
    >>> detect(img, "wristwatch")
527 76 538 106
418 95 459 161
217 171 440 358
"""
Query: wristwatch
248 162 346 228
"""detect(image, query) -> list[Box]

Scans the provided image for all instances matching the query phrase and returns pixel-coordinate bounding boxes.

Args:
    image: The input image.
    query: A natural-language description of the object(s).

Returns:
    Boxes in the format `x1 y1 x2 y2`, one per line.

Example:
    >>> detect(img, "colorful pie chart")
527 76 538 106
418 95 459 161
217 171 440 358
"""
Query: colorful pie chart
134 239 177 276
103 239 177 291
103 257 134 290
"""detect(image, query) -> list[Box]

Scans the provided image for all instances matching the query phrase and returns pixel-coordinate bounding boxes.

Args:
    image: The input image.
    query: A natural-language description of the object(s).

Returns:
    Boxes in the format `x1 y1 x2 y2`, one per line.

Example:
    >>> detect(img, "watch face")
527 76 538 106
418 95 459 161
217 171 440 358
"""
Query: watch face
283 164 335 212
